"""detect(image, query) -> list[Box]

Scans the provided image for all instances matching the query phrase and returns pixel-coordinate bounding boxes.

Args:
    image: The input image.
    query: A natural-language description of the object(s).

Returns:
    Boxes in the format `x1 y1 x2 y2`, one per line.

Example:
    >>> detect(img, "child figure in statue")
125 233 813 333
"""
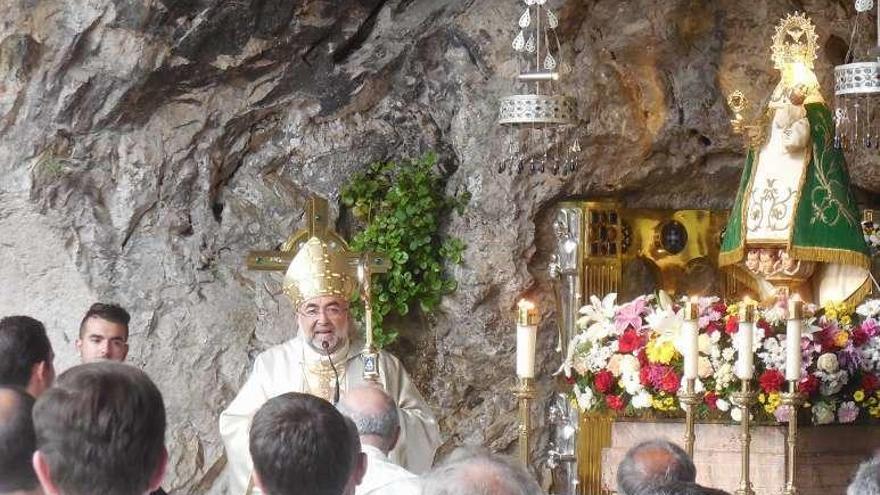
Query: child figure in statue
719 13 871 305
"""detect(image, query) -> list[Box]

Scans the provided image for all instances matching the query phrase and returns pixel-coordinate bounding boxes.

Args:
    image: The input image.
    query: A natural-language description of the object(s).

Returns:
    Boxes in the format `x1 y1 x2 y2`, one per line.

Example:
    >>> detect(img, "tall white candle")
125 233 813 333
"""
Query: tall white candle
736 302 755 380
682 299 699 380
516 300 539 378
786 296 804 382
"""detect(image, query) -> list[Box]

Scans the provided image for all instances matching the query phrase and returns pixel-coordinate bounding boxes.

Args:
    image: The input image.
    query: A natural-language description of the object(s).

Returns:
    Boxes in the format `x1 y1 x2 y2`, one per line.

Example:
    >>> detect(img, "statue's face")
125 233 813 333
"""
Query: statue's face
296 295 351 354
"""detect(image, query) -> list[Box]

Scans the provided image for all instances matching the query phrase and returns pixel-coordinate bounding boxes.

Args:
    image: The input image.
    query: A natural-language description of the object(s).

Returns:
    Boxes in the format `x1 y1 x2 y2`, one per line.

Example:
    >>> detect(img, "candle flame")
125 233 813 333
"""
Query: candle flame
518 299 534 310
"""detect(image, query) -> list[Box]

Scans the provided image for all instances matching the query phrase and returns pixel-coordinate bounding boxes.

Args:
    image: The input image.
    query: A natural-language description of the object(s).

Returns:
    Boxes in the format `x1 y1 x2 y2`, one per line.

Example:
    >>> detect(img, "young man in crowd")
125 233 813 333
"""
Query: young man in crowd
31 362 167 495
0 316 54 398
76 303 130 363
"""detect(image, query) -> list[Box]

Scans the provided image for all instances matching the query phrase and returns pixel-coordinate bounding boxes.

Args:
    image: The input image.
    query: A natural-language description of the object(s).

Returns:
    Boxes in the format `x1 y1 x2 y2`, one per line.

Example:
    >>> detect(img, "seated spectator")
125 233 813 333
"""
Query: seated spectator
421 447 544 495
0 316 54 397
338 385 420 495
0 386 41 495
31 362 167 495
848 457 880 495
249 392 366 495
616 439 696 495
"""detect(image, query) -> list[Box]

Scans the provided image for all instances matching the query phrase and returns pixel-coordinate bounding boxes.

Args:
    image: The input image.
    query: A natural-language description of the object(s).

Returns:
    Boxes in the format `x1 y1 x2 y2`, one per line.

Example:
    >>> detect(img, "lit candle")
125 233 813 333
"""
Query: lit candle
516 299 539 378
682 298 699 380
736 300 756 380
786 295 804 382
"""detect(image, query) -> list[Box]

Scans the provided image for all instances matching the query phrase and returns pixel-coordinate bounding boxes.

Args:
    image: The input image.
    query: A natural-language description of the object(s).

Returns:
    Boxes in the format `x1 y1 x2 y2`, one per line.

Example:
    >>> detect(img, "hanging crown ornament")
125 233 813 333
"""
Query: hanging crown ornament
834 0 880 149
771 12 820 70
497 0 581 176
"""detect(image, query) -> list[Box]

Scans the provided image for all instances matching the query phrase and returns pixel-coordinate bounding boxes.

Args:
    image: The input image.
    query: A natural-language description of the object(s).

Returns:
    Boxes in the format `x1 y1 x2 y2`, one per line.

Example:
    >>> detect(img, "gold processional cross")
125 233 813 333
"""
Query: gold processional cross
246 196 389 382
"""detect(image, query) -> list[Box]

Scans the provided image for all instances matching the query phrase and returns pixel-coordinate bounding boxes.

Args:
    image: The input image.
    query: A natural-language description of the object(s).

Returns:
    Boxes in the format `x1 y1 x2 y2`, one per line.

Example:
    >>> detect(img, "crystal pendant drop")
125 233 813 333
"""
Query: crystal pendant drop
544 53 557 70
512 30 525 51
518 8 531 28
546 10 559 29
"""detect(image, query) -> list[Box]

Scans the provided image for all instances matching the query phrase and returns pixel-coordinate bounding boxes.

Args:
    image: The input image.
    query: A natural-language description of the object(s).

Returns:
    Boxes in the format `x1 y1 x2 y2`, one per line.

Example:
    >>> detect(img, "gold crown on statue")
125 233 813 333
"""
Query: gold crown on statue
282 236 357 308
771 12 819 70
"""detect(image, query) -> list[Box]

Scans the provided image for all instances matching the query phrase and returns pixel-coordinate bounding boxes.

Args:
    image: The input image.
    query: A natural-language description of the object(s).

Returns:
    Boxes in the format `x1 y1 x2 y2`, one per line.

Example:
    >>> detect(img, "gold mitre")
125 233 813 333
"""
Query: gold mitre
282 236 357 308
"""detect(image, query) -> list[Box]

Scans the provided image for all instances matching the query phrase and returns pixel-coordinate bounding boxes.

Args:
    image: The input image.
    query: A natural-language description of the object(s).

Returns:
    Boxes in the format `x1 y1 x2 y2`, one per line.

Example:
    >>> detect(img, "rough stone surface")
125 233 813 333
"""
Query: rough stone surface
1 1 877 492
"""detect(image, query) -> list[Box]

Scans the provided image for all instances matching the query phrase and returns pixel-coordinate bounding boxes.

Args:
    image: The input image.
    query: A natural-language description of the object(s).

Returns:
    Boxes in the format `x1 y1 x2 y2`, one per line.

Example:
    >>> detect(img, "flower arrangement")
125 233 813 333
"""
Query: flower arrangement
563 292 880 425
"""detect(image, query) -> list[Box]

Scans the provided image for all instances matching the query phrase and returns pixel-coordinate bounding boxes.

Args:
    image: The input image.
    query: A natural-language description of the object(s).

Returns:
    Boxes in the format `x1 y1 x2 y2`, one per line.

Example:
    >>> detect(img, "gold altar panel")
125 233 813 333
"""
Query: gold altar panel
577 413 613 495
574 200 738 301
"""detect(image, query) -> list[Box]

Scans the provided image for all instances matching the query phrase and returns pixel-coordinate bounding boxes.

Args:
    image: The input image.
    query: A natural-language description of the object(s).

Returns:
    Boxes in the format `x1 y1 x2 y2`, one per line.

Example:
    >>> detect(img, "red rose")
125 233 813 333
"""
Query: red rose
618 329 643 354
759 369 785 393
564 374 576 385
639 366 651 386
863 373 880 393
606 394 625 411
725 316 739 335
799 375 819 396
705 321 720 334
660 370 681 394
637 348 649 367
757 319 772 335
704 391 718 410
712 302 727 314
854 328 870 347
594 370 615 394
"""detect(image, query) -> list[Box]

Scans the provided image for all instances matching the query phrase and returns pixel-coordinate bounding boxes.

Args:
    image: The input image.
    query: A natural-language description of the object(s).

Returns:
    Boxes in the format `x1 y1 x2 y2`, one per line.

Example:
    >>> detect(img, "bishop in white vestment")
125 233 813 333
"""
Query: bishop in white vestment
219 236 441 494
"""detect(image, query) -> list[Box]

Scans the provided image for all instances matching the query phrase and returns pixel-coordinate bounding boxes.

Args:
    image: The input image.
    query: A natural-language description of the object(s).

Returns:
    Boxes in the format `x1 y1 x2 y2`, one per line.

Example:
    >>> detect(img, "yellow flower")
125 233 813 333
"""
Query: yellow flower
855 390 866 402
871 405 880 418
840 315 852 327
646 339 677 365
758 393 766 404
825 309 838 321
834 331 850 347
727 303 739 316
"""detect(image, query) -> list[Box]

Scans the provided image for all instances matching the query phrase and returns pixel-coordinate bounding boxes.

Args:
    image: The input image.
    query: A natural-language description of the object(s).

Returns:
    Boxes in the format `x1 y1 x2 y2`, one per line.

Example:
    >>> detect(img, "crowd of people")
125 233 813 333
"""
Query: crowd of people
4 304 880 494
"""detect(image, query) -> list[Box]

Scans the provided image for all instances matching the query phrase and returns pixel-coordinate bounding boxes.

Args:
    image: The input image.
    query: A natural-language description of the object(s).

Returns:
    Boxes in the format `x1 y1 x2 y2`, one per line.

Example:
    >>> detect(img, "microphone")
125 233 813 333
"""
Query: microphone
322 341 341 405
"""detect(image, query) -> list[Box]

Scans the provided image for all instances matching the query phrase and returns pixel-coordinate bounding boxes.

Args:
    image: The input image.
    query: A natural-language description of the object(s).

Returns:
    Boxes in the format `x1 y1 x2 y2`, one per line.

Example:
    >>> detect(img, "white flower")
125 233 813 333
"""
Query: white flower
730 407 753 423
857 299 880 319
817 353 839 373
722 347 736 362
578 293 617 322
757 337 786 370
811 401 835 425
710 331 722 344
816 369 849 396
716 398 730 412
574 385 596 411
861 337 880 372
620 373 644 396
618 355 640 376
762 306 787 325
715 363 735 389
698 334 711 354
646 308 684 345
631 391 652 409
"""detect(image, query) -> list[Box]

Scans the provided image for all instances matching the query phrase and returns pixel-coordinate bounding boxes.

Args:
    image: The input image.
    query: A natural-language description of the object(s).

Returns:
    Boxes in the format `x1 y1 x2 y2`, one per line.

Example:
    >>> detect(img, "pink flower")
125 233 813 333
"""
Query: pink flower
615 297 646 333
838 401 859 424
774 405 792 423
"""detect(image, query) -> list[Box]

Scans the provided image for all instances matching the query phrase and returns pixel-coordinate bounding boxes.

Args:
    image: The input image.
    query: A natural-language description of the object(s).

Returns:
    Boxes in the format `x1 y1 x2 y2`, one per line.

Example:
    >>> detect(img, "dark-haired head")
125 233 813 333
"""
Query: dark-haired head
250 392 365 495
0 316 54 397
77 303 130 363
32 362 166 495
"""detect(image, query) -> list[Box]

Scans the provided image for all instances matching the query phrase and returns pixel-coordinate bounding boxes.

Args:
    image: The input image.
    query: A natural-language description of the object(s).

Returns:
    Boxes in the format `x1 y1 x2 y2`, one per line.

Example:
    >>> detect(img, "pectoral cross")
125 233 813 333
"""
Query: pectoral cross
245 195 390 381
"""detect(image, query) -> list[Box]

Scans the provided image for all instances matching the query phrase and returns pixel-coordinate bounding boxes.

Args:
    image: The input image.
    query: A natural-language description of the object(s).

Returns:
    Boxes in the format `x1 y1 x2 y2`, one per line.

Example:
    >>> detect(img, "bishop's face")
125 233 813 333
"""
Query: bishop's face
297 295 351 354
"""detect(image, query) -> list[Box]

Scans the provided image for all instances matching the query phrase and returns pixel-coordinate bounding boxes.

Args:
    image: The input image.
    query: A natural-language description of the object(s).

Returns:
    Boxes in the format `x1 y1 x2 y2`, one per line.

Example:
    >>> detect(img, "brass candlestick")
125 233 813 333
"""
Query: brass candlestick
514 377 536 466
731 379 758 495
780 381 805 495
678 378 700 457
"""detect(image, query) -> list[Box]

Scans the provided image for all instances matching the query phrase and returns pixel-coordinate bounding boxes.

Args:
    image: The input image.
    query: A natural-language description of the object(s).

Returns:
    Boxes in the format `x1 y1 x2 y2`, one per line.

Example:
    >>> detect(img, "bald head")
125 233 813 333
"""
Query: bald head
337 385 399 454
0 386 39 493
617 439 696 495
422 448 542 495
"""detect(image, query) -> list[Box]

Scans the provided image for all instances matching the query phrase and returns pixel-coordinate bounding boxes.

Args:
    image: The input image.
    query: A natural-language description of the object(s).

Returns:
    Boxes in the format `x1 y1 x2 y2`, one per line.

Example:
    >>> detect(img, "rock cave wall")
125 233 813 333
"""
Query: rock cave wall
1 0 878 492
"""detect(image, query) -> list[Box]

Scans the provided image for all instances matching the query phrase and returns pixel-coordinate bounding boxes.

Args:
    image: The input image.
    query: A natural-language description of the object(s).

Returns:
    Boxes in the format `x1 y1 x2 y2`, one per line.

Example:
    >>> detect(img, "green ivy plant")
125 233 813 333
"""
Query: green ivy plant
341 152 468 347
